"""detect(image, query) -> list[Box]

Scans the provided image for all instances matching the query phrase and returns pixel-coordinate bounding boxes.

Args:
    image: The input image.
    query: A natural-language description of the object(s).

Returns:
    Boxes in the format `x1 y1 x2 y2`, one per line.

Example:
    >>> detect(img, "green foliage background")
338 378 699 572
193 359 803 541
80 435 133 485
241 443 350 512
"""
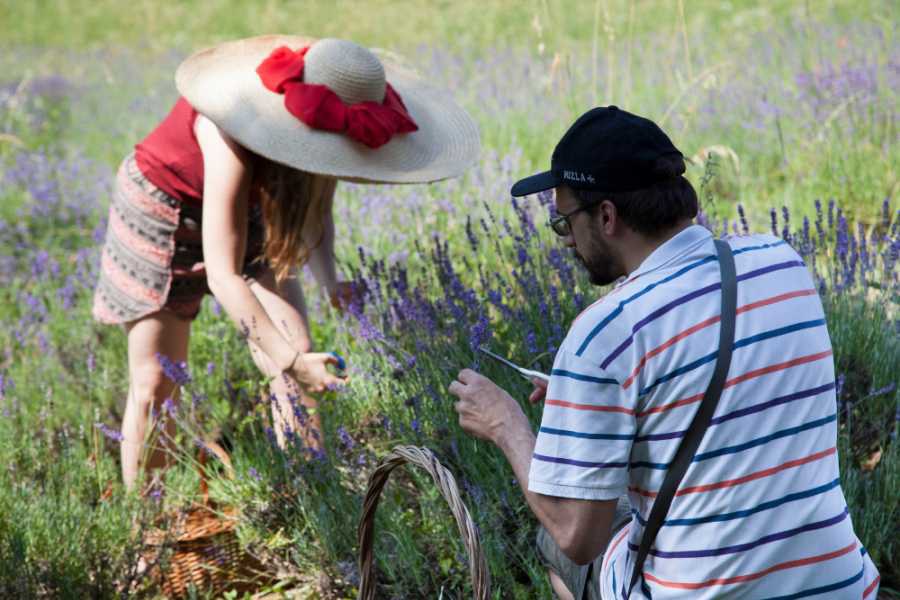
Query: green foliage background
0 0 897 598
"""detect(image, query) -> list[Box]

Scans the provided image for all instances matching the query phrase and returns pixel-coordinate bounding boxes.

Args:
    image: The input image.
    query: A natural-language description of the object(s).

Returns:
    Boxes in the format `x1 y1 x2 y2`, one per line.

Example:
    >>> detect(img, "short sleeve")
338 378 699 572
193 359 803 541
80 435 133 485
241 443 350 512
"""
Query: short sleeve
527 348 636 501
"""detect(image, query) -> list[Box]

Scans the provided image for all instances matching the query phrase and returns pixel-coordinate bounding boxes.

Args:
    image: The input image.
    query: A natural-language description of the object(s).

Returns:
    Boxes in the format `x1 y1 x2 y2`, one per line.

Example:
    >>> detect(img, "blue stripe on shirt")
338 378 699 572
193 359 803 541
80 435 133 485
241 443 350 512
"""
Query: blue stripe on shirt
539 426 635 441
693 413 836 462
600 257 805 369
576 255 718 357
638 319 827 397
551 369 619 384
629 413 837 469
575 240 788 357
631 478 842 526
600 282 720 369
532 453 628 469
628 507 849 558
760 566 864 600
635 381 836 442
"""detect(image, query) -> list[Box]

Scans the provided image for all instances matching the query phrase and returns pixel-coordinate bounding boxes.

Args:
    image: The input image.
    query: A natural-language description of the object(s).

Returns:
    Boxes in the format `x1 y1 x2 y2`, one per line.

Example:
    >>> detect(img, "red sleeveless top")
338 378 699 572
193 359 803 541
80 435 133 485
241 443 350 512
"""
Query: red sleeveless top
134 97 205 204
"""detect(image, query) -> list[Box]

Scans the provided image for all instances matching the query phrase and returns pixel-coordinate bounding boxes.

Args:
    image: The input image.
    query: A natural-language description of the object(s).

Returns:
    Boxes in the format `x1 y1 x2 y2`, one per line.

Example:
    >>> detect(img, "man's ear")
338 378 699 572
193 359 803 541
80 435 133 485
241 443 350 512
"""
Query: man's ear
597 199 617 234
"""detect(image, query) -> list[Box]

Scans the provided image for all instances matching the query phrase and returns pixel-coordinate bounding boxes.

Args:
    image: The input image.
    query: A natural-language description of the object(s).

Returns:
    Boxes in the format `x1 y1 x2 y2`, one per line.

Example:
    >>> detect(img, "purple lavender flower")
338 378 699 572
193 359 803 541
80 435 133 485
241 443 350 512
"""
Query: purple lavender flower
781 206 791 243
37 333 49 353
337 426 356 451
814 199 826 246
95 422 123 442
465 215 479 250
161 397 176 417
31 250 50 278
516 246 529 266
469 314 491 351
737 204 749 235
866 383 896 399
526 331 538 354
155 353 191 385
0 374 12 399
801 217 812 256
264 426 278 447
462 478 485 504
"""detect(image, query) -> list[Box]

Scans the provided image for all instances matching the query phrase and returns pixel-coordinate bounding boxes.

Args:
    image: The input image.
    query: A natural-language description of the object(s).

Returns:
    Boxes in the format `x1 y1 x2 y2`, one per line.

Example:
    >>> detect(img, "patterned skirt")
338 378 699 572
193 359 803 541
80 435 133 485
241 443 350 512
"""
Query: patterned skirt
92 153 266 324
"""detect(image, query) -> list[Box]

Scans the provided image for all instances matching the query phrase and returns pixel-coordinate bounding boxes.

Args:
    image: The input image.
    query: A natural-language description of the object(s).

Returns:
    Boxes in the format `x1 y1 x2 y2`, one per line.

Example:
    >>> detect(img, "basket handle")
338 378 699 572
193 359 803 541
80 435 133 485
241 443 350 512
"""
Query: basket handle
357 445 491 600
197 440 233 506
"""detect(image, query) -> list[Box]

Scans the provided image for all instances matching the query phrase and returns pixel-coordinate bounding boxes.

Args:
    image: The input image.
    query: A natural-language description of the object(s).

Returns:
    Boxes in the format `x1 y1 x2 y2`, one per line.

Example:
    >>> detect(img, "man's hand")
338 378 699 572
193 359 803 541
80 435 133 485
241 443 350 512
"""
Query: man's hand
449 369 529 445
528 377 548 404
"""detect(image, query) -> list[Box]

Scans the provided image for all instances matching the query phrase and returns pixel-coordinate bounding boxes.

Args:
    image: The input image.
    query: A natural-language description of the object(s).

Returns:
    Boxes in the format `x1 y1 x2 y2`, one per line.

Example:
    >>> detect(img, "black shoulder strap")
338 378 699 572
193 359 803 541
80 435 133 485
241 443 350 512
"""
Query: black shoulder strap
626 239 737 599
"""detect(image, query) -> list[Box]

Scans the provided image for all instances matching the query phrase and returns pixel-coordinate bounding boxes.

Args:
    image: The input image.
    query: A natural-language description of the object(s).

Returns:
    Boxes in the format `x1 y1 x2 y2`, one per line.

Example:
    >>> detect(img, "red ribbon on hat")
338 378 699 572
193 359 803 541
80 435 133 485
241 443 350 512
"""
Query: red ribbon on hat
256 46 418 149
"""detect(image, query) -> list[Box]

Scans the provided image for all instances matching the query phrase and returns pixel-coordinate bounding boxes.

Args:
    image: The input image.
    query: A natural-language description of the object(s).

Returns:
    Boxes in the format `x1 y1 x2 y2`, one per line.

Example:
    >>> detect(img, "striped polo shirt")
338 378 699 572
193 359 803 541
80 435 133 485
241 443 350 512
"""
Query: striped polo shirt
528 225 880 599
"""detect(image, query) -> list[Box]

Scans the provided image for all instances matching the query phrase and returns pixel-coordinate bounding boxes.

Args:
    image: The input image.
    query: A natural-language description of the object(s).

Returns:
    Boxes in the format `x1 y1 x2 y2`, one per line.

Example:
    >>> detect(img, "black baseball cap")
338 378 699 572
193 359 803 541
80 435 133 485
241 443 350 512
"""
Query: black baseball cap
510 106 684 197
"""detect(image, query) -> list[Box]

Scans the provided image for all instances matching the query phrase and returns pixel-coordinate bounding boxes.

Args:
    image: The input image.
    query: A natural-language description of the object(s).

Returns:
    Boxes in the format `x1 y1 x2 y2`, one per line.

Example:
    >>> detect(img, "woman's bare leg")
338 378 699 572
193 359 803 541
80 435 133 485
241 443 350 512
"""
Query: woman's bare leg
120 310 192 490
246 268 321 452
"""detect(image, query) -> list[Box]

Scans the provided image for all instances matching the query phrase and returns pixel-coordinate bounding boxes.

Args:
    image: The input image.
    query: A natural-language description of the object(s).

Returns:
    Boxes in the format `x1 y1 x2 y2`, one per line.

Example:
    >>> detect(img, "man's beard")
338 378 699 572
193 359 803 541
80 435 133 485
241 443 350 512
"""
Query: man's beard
574 235 623 286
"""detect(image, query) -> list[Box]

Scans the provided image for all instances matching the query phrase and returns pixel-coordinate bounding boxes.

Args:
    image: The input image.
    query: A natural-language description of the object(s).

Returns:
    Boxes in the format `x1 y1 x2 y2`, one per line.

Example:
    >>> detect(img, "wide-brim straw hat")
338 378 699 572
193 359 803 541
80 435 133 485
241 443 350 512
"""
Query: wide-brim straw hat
176 35 480 184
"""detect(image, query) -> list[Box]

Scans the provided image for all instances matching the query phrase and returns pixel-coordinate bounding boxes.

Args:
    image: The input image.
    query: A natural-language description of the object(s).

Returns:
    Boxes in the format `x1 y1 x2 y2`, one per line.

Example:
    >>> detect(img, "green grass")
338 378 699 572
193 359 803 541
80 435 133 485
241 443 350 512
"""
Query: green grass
0 0 898 598
2 0 890 52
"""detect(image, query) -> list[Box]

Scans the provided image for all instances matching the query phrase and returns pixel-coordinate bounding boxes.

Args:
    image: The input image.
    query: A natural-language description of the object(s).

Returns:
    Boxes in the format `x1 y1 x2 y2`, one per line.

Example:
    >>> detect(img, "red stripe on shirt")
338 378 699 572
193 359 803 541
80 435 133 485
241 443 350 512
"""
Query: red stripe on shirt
863 575 880 598
602 523 632 573
637 349 834 417
643 541 857 589
623 289 817 389
623 315 721 390
726 350 833 388
628 447 837 498
546 399 636 415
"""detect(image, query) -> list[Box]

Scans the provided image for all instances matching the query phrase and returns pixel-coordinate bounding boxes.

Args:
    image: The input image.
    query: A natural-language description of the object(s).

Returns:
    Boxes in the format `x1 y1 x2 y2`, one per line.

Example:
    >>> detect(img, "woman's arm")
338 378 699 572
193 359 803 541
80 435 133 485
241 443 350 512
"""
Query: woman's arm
195 116 340 389
306 192 338 294
306 192 359 310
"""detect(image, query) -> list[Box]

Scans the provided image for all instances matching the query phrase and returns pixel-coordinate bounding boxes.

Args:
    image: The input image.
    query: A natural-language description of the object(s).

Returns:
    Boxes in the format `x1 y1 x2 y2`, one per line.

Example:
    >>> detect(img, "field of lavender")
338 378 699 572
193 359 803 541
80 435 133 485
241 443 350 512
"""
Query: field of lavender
1 0 898 598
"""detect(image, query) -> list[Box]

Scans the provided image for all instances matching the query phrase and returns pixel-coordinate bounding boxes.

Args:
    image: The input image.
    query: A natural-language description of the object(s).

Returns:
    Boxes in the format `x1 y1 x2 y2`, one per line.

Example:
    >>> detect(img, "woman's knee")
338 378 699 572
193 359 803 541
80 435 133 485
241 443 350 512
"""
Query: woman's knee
128 365 178 411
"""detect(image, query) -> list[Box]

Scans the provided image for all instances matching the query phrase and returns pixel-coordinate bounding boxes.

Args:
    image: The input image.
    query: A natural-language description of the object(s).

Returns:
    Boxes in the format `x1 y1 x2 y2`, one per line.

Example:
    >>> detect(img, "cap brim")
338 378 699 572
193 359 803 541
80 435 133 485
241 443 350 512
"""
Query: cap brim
510 170 558 197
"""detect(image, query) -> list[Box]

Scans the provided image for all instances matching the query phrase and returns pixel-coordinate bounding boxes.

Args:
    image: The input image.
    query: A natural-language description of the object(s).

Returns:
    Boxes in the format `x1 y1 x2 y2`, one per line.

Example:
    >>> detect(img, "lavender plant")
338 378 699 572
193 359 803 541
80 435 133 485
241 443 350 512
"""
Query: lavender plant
0 3 897 597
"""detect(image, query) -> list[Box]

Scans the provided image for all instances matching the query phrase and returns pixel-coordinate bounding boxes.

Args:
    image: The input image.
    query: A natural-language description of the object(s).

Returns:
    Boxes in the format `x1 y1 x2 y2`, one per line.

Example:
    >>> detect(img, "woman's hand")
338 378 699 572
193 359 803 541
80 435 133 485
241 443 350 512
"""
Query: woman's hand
288 352 347 393
329 281 365 311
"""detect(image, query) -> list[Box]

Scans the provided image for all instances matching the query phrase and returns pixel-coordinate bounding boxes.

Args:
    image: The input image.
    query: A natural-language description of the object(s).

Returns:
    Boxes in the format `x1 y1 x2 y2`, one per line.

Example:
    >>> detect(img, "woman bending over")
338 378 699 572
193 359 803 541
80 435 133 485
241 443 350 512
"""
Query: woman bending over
92 35 479 489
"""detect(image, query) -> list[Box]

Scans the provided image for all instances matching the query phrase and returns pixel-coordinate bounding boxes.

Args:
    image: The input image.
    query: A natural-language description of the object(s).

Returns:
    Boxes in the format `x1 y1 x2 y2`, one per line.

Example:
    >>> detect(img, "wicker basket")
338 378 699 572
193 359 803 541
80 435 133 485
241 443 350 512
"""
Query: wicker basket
143 441 271 598
357 445 491 599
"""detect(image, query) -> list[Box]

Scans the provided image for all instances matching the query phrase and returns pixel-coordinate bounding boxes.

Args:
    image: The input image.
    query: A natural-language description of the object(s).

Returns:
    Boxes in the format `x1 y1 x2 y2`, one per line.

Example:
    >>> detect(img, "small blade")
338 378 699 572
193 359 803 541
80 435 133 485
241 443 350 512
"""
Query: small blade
478 346 550 383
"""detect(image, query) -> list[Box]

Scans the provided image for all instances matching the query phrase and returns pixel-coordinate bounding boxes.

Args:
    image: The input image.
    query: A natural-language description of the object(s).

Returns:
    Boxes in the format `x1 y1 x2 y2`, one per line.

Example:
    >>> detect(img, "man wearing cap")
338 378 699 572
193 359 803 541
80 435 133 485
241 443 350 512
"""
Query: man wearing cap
449 107 879 598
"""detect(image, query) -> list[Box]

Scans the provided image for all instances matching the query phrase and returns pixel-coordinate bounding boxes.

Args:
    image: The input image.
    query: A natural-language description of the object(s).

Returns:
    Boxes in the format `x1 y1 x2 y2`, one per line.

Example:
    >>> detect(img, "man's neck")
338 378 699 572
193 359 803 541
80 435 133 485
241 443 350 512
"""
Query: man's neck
621 220 693 276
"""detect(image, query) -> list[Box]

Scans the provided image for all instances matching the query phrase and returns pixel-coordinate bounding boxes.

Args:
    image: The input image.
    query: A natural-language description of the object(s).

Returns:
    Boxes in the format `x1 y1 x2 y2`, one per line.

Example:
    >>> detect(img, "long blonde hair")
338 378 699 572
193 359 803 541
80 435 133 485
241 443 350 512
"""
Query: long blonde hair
254 160 336 282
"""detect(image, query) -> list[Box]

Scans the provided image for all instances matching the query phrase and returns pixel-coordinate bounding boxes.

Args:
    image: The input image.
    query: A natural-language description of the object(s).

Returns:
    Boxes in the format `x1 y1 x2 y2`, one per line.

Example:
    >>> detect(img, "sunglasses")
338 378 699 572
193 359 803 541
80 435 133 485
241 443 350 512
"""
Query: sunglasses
548 202 596 237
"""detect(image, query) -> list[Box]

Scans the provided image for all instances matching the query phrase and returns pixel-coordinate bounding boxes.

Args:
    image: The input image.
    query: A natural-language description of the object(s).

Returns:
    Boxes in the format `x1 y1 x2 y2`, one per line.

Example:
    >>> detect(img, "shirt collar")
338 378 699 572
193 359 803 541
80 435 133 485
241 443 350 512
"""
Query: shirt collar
626 224 713 281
